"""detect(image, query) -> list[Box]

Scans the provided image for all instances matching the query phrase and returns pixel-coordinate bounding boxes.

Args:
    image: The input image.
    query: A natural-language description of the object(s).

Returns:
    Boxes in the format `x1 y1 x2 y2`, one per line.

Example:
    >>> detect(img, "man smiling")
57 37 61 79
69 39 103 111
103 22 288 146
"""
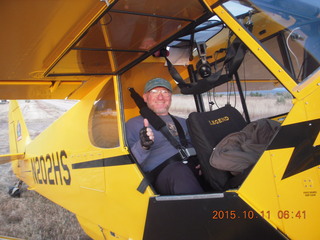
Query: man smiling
126 78 203 195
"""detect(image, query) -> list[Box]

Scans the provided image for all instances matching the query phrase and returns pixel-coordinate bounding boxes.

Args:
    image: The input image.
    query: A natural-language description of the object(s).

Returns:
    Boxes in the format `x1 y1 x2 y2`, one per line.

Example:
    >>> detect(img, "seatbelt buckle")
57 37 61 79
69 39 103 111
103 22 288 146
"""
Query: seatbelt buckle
178 147 196 161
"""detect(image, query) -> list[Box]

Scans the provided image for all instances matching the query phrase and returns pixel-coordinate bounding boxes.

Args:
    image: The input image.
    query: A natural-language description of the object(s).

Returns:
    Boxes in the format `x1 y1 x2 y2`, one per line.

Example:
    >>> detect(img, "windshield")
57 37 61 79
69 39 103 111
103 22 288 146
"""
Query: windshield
224 0 320 83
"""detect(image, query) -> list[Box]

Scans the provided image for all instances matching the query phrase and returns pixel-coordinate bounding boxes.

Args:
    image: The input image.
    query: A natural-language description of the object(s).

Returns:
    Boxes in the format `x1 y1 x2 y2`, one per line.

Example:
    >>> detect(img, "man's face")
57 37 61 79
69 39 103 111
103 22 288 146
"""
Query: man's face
143 87 172 116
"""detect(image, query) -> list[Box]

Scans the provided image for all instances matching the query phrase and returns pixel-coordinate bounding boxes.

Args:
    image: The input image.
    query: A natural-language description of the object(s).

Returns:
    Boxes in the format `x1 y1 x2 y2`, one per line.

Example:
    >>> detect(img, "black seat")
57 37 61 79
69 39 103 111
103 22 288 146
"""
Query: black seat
187 105 247 191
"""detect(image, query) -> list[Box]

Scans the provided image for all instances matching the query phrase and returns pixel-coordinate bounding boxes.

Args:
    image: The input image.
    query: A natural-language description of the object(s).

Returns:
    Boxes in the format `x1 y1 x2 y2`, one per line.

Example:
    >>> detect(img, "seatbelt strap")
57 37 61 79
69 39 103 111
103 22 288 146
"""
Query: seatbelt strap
165 56 189 89
168 114 196 160
165 56 229 95
169 114 188 147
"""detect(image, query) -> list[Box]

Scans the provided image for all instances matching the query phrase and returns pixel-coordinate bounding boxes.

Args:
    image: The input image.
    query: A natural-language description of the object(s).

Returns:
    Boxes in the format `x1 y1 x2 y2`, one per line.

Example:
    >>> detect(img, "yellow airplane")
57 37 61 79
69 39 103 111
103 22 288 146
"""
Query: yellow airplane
0 0 319 239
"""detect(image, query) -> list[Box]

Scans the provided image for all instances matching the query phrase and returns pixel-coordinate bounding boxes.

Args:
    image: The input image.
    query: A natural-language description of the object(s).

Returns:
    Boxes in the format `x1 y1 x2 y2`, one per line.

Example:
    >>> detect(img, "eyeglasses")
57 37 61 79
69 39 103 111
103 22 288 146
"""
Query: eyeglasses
149 89 171 96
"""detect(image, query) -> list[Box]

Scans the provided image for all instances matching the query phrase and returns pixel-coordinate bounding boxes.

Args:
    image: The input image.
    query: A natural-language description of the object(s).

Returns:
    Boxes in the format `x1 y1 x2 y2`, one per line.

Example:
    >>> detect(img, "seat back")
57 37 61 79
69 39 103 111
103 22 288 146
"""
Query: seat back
187 105 247 191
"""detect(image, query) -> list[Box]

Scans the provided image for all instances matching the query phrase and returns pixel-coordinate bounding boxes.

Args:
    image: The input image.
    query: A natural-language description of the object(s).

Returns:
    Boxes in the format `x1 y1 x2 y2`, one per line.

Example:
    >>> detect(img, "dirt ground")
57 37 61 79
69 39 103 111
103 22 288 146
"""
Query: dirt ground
0 100 90 240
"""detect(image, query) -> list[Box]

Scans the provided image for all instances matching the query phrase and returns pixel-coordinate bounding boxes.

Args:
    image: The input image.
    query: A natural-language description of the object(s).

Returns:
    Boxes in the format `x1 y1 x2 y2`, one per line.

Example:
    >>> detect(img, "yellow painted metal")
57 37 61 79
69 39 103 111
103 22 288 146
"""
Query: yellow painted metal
0 235 24 240
293 70 320 100
203 0 220 8
100 17 117 73
8 101 31 153
113 76 127 149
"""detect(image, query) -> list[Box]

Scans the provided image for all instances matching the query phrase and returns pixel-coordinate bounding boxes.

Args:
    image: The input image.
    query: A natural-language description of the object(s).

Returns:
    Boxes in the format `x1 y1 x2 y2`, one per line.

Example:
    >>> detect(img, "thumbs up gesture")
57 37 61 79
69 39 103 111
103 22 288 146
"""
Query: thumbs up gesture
139 119 154 150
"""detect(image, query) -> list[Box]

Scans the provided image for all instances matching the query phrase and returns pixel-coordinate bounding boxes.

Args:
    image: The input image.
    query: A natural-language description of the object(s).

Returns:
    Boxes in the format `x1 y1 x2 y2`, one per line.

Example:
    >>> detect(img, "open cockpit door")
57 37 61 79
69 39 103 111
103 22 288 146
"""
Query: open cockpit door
45 0 215 77
0 0 219 100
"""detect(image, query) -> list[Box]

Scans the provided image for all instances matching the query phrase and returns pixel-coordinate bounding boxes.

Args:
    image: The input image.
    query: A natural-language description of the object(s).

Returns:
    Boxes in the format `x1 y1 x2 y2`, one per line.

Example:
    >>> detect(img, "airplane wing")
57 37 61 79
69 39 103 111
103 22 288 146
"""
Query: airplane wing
0 0 283 101
0 0 110 100
0 153 25 165
0 0 223 100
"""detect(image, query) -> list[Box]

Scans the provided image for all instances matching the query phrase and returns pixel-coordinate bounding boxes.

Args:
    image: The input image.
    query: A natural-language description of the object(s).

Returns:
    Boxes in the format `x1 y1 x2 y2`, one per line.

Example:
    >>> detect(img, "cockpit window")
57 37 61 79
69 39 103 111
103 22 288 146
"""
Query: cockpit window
225 0 320 83
169 20 224 48
89 79 120 148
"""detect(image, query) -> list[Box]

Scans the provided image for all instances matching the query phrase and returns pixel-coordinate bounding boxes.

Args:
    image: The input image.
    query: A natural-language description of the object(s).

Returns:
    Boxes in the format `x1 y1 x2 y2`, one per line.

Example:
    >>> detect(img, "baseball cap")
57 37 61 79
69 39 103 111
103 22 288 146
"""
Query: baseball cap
144 78 172 93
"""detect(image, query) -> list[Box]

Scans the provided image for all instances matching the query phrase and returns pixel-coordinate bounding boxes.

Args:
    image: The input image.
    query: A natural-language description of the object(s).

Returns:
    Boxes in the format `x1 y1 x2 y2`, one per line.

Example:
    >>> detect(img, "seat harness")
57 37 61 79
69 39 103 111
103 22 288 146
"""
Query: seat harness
165 21 253 95
129 88 195 193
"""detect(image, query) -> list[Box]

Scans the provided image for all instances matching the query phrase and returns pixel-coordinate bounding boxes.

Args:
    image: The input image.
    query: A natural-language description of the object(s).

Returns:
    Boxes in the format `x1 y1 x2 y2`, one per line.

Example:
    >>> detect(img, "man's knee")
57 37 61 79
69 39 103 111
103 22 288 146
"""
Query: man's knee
155 162 204 195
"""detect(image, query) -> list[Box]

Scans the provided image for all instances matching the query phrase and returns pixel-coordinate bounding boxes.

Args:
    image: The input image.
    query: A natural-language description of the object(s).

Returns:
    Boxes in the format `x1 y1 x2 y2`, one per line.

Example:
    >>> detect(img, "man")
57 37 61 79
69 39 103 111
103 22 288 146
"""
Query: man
126 78 204 195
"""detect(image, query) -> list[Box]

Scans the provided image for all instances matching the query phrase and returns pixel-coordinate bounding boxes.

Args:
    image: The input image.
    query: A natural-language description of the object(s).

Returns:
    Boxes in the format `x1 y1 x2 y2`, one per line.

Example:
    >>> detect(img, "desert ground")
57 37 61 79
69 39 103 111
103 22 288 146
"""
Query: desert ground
0 100 90 240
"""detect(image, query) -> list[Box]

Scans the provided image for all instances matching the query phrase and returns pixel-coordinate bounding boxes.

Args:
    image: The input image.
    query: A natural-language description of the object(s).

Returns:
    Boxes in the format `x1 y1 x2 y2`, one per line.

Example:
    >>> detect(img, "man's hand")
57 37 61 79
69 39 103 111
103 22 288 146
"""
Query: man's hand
139 119 154 150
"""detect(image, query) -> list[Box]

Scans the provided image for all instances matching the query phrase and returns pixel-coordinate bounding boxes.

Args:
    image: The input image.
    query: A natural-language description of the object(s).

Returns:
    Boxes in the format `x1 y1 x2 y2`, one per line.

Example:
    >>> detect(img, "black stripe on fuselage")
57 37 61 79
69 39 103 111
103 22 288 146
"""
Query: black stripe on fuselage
72 155 133 169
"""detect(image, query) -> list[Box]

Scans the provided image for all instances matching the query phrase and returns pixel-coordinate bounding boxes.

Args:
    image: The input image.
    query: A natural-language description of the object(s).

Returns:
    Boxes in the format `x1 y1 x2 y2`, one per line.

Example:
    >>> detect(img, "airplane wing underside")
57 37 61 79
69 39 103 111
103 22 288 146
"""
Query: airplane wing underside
0 0 219 100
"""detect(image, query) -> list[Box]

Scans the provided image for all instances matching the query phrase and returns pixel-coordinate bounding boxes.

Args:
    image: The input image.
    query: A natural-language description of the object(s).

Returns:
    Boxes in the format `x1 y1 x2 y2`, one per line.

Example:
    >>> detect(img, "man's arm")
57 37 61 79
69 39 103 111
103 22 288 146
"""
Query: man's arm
125 117 153 165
